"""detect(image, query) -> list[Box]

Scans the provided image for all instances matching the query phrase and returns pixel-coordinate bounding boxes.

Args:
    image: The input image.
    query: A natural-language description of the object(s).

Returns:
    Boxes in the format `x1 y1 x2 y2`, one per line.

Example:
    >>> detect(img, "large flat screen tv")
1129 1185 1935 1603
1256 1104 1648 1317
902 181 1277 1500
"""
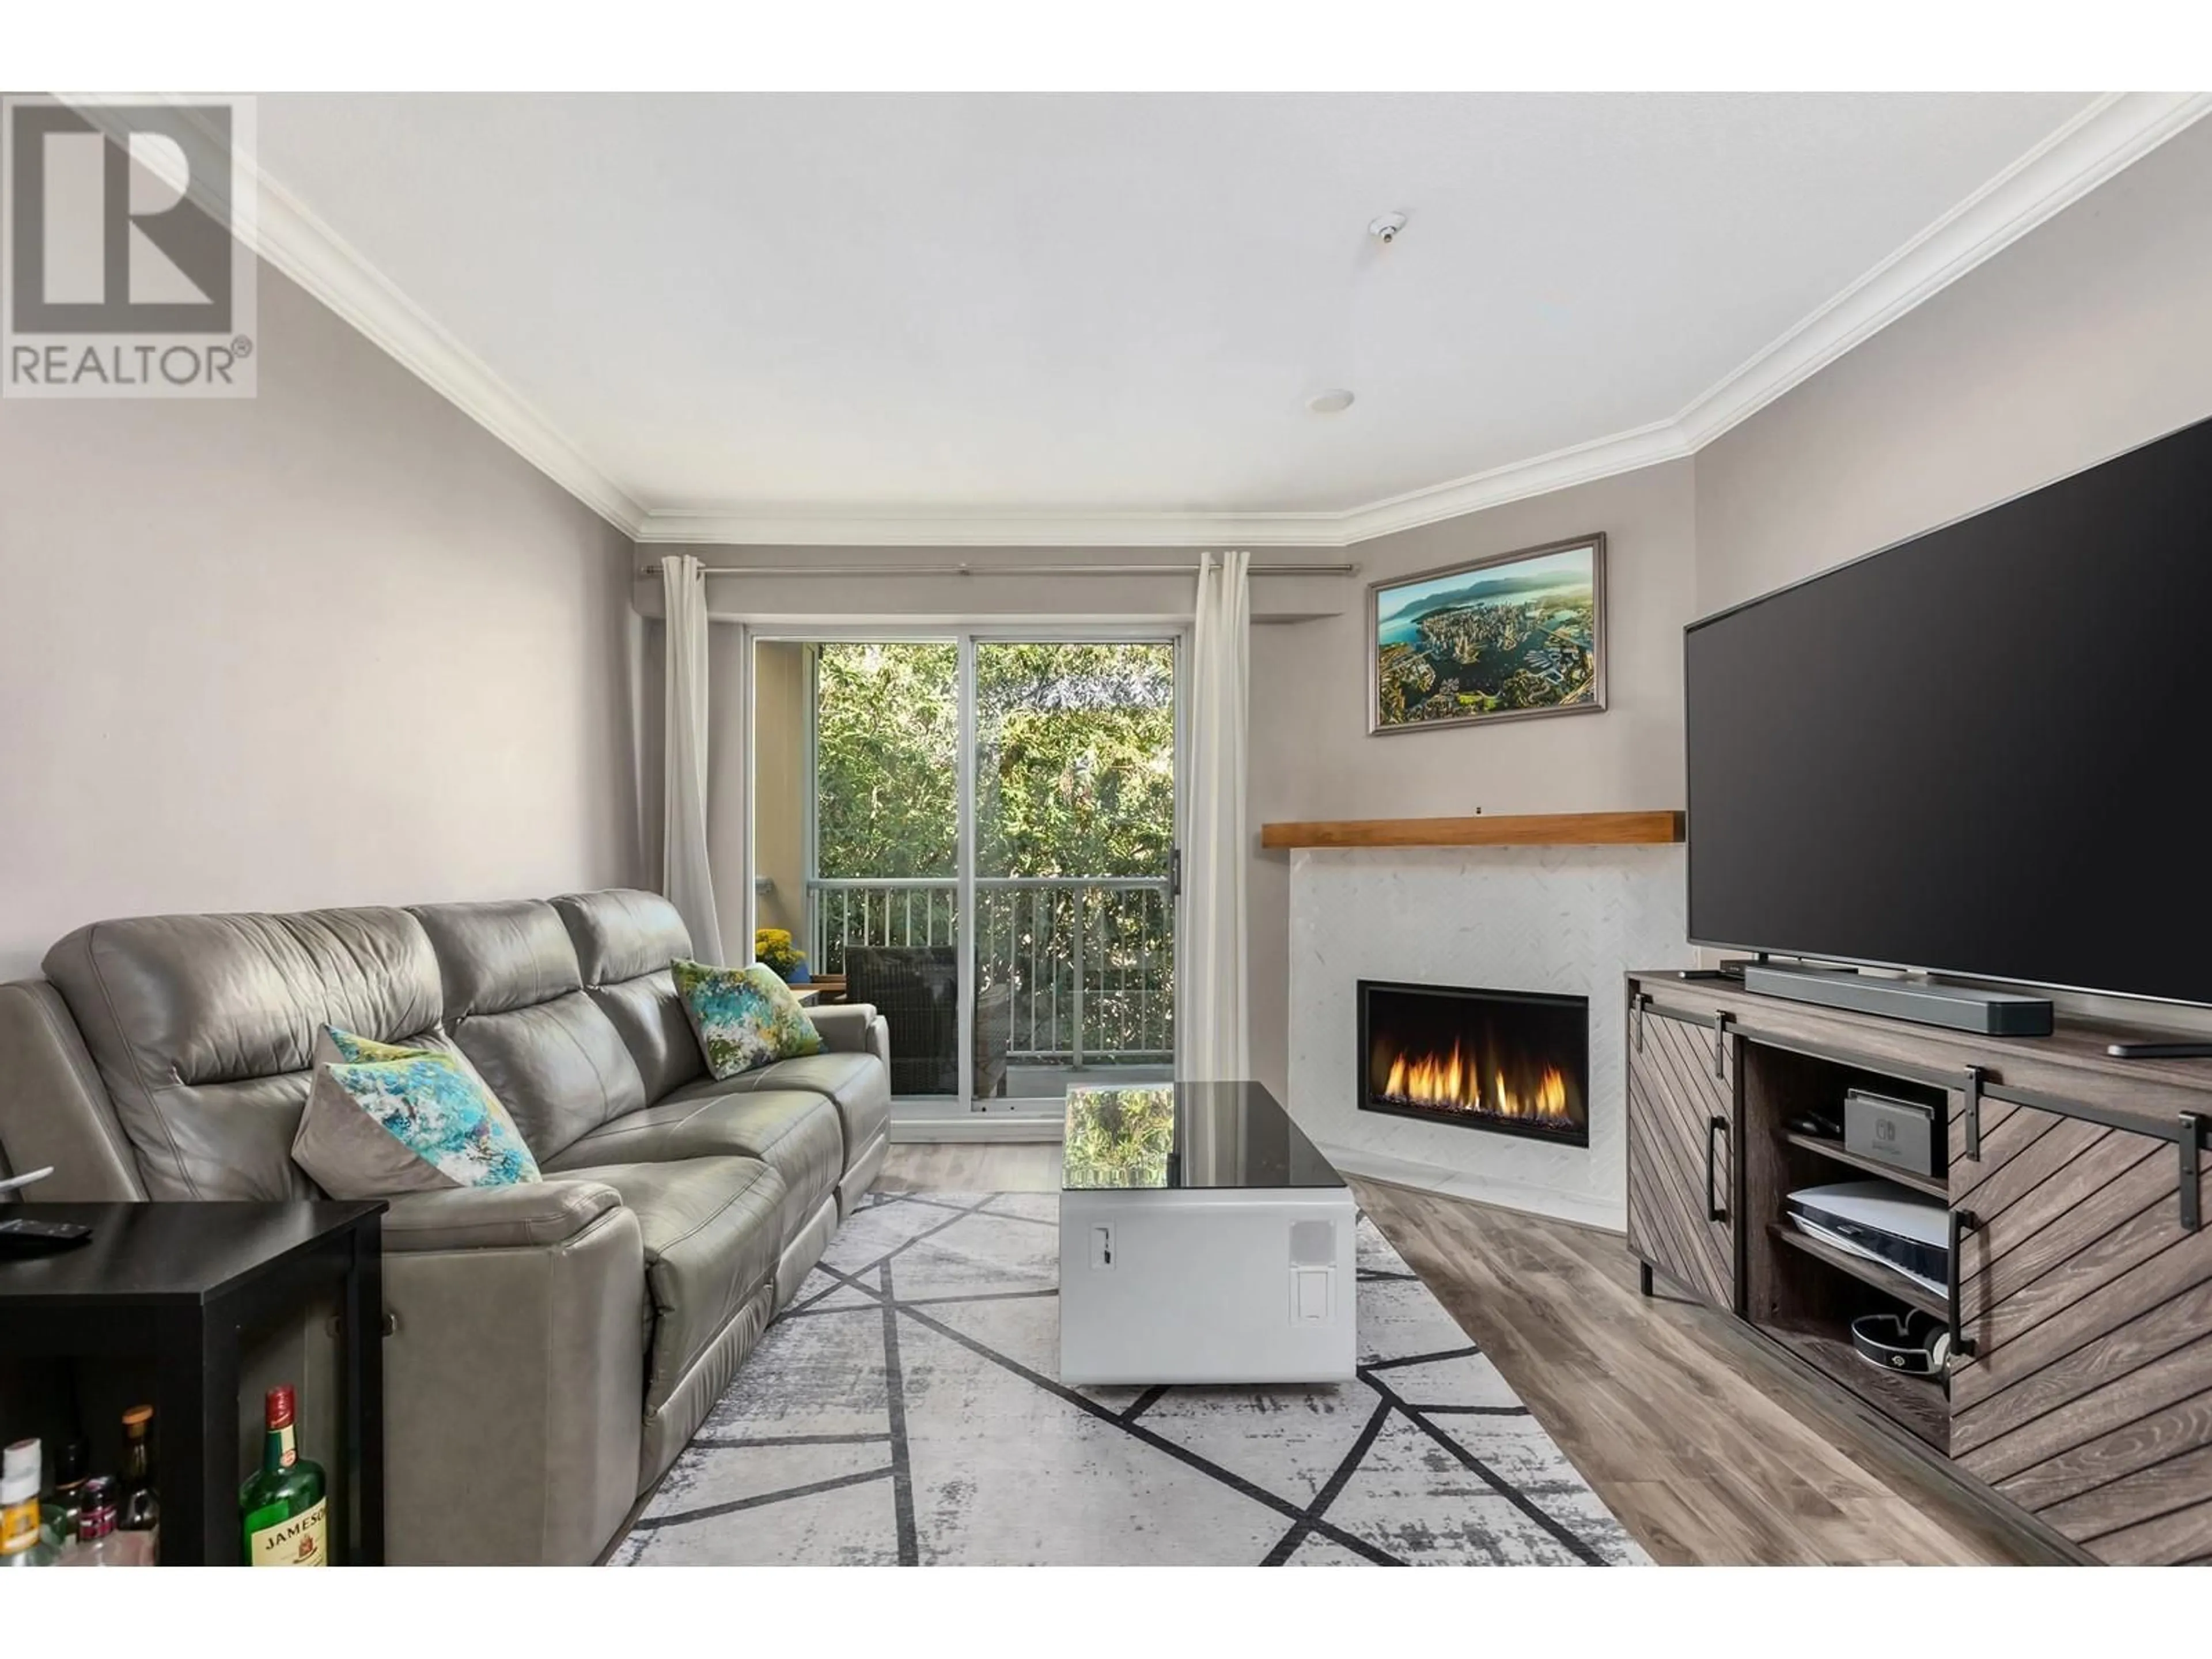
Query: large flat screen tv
1685 415 2212 1007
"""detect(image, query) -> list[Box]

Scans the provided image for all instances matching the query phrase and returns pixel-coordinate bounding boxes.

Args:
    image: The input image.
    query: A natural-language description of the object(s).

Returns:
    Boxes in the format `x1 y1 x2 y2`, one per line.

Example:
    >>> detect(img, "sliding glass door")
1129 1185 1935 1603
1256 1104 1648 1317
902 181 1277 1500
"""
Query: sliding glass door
974 642 1177 1102
751 631 1179 1113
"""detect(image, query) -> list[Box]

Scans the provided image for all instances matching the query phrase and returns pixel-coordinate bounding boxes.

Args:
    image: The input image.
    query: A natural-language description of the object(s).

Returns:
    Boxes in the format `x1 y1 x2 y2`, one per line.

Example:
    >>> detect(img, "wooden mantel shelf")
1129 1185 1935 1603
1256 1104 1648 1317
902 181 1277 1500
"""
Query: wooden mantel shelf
1259 810 1685 850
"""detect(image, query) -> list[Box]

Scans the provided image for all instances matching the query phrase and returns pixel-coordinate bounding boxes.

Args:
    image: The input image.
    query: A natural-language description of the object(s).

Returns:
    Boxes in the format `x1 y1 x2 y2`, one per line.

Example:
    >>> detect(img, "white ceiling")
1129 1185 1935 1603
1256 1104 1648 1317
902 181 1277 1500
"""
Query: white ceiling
243 92 2196 540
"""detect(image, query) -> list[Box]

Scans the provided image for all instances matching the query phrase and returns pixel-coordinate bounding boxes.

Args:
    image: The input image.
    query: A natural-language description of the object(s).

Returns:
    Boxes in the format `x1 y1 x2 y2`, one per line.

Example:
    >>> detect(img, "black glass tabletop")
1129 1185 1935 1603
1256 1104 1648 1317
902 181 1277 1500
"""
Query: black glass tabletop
1060 1081 1344 1192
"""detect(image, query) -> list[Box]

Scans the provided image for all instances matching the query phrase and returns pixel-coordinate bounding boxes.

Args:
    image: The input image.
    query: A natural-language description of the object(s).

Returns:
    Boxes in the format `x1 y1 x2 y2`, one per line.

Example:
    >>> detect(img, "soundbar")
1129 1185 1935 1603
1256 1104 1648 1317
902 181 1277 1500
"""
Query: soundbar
1743 963 2054 1036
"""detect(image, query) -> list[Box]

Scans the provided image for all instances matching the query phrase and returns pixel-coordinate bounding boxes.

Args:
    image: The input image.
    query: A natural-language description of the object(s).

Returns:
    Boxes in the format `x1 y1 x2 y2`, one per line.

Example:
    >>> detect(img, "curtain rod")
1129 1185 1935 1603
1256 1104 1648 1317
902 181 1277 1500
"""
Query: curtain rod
638 559 1357 579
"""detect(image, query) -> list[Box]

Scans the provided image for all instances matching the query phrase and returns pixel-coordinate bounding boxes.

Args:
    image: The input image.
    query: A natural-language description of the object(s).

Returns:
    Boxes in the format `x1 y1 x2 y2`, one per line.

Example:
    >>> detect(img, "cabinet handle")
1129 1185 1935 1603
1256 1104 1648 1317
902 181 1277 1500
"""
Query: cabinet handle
1949 1208 1978 1360
1706 1115 1728 1223
1712 1012 1733 1080
2183 1113 2204 1233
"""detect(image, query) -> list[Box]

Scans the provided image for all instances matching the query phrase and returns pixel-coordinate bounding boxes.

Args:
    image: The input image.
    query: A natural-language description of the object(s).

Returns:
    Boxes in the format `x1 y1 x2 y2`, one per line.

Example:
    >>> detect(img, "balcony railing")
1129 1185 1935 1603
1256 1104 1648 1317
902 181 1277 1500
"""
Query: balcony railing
808 876 1173 1066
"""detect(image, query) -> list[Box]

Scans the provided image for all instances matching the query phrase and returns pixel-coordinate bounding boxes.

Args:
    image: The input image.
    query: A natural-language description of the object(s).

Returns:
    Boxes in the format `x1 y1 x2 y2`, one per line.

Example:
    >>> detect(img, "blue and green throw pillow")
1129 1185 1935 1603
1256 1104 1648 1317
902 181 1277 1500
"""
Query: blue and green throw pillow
672 959 824 1080
293 1044 541 1200
312 1024 525 1144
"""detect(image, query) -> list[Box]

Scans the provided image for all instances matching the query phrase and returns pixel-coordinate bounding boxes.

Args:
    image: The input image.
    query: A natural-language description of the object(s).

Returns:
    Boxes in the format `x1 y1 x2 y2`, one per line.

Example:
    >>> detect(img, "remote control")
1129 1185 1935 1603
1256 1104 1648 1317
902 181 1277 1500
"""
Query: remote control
0 1216 93 1255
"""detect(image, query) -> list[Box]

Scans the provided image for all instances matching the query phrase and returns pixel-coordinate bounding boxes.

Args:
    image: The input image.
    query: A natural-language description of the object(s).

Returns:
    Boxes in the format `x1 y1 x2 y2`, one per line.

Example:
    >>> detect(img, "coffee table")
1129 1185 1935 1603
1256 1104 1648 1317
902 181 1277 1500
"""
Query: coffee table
1058 1081 1356 1385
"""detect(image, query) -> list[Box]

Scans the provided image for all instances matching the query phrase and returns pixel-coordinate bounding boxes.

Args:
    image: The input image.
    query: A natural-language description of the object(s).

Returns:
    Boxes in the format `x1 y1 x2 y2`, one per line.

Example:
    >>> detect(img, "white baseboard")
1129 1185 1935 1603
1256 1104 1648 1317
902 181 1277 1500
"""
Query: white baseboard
889 1113 1066 1145
1317 1141 1624 1234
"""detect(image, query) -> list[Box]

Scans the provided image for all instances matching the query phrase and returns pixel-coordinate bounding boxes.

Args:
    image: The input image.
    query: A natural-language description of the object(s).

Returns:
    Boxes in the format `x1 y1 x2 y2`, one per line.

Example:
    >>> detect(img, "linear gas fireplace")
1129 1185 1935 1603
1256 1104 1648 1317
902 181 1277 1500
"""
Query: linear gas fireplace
1358 979 1590 1147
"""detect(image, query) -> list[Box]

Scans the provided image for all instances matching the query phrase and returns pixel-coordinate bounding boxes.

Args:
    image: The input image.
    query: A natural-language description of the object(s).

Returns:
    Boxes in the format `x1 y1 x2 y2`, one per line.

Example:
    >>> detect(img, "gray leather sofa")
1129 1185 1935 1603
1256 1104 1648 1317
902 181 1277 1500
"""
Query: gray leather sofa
0 888 891 1564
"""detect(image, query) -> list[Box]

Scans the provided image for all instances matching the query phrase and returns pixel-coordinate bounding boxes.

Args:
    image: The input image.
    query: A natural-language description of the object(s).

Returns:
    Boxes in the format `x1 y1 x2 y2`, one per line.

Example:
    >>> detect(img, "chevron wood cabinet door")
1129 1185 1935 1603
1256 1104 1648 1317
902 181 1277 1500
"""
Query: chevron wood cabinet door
1626 999 1736 1310
1950 1100 2212 1564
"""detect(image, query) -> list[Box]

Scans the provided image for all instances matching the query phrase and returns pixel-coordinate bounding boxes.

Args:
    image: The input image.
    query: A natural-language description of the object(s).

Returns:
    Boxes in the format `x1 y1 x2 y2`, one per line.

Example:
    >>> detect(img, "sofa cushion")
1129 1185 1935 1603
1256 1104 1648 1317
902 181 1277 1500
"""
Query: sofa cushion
543 1089 841 1237
554 1156 785 1415
551 892 706 1103
694 1051 892 1174
444 994 646 1161
130 1073 323 1200
552 889 691 985
409 899 585 1017
409 899 646 1158
579 969 703 1105
43 908 442 1199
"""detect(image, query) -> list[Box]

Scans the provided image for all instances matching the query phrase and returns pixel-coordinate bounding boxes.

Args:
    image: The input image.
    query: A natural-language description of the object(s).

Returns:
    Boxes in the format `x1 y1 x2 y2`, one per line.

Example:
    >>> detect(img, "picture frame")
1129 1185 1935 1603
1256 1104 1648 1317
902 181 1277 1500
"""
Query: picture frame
1366 532 1607 736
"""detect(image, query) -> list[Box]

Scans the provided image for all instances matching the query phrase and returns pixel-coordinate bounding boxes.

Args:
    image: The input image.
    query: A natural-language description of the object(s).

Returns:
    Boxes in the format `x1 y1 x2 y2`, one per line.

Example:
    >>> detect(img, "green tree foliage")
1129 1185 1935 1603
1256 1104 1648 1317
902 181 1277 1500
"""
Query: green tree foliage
976 642 1174 877
810 641 1177 1061
813 642 959 878
813 641 1175 880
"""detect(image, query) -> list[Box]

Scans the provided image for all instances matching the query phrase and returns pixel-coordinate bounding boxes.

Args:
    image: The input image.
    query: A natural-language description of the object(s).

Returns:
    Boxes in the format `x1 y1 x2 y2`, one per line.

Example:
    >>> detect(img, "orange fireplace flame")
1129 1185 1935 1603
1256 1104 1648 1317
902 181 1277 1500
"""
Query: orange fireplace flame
1380 1040 1573 1123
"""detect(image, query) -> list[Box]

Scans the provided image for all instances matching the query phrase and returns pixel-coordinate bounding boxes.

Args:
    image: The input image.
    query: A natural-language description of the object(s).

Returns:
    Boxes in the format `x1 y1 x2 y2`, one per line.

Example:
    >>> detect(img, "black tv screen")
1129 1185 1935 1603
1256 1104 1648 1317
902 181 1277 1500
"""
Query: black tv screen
1685 415 2212 1007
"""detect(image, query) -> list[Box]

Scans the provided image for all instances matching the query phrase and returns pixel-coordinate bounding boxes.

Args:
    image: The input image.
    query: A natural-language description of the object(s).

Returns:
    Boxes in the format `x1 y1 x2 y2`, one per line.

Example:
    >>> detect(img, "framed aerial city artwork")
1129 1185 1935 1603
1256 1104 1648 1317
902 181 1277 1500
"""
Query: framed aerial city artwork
1368 533 1607 734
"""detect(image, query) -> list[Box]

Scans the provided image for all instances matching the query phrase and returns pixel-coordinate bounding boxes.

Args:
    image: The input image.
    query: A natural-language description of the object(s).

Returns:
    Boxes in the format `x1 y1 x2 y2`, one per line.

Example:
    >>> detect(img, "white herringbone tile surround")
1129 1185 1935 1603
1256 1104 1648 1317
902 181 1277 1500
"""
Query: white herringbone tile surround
1286 845 1692 1230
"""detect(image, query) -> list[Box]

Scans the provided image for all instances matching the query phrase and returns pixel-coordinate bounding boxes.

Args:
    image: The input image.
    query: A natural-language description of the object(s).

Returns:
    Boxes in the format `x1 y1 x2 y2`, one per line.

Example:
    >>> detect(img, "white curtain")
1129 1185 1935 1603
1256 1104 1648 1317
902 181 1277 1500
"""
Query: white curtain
1186 550 1252 1081
661 554 726 962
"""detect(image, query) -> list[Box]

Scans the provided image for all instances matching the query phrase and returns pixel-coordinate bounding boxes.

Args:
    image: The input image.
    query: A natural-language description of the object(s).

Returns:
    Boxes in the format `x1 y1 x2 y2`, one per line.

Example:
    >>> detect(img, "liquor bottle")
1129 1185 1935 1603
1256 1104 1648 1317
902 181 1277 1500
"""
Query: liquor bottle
1 1439 59 1567
58 1475 152 1566
238 1385 327 1567
119 1404 159 1559
42 1439 89 1553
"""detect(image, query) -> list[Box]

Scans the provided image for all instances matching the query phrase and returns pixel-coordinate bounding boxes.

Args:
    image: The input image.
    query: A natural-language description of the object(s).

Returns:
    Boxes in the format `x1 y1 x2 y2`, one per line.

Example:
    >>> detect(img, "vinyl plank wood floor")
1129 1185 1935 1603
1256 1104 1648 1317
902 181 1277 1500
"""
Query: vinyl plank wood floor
878 1143 2047 1565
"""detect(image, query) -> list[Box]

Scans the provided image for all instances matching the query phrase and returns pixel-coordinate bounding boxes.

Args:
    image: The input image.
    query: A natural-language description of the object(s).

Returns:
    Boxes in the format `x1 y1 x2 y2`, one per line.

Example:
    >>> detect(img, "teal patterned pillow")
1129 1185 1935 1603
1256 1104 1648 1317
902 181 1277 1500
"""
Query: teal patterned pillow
313 1024 527 1145
293 1053 542 1199
673 959 824 1080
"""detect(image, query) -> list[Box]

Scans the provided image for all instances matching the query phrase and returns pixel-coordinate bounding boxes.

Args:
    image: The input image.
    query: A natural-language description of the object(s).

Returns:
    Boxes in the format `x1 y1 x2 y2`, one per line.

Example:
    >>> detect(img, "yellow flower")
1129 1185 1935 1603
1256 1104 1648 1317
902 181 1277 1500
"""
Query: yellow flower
753 927 805 971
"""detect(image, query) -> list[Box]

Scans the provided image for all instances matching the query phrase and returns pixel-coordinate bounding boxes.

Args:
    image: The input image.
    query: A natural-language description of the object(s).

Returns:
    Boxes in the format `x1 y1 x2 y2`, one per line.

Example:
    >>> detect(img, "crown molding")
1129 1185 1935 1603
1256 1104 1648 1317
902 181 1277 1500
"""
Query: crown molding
634 417 1696 547
249 167 647 535
1672 90 2212 449
67 94 646 537
633 506 1350 548
1333 418 1693 544
72 92 2211 551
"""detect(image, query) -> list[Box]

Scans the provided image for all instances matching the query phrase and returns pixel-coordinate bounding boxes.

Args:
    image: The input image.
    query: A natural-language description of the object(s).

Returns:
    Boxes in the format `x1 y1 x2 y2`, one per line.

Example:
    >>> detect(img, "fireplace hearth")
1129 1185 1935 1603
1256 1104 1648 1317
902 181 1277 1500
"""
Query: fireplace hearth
1357 979 1590 1147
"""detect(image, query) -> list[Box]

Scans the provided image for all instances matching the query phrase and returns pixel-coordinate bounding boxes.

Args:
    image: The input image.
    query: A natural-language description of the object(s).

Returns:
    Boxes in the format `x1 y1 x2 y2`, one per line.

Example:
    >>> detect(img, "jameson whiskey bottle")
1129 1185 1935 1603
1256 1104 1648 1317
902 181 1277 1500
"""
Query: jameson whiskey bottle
238 1386 328 1567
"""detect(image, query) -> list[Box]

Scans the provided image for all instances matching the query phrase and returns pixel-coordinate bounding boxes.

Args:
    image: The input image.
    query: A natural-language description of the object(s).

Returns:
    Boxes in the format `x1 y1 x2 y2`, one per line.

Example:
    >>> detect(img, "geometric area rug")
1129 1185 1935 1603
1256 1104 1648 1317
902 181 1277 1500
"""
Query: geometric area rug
613 1191 1649 1566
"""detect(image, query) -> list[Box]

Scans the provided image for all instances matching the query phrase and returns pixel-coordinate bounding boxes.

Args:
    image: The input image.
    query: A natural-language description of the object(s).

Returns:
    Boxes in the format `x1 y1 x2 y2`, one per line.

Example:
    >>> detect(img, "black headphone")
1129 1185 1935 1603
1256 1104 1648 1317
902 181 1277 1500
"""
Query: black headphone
1850 1311 1952 1377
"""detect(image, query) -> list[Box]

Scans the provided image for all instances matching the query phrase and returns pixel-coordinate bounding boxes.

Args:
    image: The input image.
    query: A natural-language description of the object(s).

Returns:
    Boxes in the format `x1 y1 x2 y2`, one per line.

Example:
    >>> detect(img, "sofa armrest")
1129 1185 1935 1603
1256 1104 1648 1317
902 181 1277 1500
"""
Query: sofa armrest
0 980 145 1202
378 1184 645 1563
810 1002 884 1058
381 1179 623 1254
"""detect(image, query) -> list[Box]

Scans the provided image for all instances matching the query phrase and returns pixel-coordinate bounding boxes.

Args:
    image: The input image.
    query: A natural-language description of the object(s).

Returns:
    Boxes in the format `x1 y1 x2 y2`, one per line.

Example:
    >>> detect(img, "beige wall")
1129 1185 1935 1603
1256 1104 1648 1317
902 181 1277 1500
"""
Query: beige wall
751 640 809 940
1696 117 2212 615
0 262 646 979
1248 461 1700 1099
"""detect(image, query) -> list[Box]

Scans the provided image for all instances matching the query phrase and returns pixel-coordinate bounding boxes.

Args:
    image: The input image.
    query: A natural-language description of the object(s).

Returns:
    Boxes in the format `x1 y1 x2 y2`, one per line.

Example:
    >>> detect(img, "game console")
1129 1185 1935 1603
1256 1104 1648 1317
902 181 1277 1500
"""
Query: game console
1786 1180 1949 1297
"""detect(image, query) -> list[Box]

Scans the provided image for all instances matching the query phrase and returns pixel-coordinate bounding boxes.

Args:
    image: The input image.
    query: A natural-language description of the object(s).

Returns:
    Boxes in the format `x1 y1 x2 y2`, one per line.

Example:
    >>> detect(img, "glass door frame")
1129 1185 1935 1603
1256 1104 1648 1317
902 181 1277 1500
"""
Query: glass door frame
741 620 1190 1117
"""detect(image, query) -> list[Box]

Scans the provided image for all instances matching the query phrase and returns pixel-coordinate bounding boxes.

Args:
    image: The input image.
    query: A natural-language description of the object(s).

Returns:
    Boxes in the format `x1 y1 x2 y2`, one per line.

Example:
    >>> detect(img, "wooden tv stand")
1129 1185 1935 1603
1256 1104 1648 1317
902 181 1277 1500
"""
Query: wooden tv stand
1624 969 2212 1566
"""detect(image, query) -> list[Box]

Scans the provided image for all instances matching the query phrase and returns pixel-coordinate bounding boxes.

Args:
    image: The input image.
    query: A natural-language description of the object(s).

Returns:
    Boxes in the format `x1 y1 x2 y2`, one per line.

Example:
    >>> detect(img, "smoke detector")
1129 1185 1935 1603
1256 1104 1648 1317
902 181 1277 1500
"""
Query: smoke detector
1307 389 1355 415
1369 211 1408 245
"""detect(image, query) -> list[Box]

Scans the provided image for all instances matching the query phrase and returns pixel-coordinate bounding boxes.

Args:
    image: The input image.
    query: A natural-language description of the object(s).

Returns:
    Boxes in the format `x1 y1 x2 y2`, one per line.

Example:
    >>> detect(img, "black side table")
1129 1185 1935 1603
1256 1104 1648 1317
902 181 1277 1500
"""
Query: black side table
0 1202 385 1565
